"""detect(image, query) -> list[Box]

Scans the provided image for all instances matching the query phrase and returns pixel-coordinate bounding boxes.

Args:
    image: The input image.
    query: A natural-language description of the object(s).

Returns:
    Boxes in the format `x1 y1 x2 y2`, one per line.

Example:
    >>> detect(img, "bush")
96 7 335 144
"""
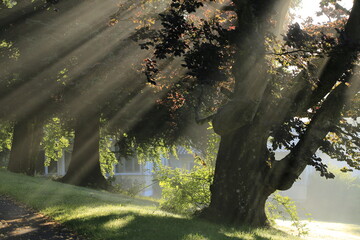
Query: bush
156 159 212 215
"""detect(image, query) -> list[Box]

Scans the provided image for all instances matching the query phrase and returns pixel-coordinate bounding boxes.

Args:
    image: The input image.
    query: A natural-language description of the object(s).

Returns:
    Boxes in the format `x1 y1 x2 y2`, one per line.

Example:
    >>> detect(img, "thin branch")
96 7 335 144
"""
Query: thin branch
221 5 236 12
266 49 315 56
334 3 351 15
334 126 360 144
220 86 234 98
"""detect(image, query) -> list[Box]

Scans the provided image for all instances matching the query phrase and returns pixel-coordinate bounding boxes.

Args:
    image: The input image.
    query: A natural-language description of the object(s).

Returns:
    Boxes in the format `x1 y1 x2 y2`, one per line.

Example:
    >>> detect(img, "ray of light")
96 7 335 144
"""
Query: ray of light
0 0 117 75
0 3 155 120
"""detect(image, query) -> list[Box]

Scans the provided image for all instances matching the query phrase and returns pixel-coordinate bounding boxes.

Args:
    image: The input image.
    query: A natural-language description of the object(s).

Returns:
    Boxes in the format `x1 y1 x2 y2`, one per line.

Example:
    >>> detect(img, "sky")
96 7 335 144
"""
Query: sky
294 0 353 24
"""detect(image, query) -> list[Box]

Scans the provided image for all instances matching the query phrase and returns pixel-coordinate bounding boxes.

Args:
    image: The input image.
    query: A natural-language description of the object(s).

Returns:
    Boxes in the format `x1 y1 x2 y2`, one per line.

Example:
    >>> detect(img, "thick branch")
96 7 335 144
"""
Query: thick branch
268 82 355 190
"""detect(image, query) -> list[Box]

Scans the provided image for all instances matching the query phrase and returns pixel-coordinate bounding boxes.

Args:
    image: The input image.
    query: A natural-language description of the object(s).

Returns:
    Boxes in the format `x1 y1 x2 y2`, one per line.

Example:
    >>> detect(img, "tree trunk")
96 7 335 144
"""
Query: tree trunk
201 0 286 226
8 117 43 176
60 113 108 189
201 124 274 226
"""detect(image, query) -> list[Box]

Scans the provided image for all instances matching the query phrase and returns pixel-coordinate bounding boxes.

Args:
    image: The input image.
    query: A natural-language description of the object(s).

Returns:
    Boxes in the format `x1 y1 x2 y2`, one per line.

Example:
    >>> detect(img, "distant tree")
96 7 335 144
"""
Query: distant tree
0 0 79 175
0 0 142 182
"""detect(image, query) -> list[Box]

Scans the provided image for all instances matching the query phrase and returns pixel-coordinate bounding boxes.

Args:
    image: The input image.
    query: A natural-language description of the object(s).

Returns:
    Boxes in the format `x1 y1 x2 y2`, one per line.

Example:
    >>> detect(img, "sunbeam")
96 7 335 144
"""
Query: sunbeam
0 0 359 235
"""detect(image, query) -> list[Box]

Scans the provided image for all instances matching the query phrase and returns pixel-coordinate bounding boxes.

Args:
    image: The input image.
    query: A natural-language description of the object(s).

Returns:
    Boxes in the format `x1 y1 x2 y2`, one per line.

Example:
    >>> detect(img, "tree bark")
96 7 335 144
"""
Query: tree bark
201 124 274 226
8 117 43 176
60 113 108 189
202 0 287 226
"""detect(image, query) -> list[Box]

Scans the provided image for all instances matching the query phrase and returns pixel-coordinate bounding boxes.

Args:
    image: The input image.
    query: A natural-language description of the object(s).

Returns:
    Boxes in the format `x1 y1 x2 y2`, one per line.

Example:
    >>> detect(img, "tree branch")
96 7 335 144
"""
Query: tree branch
221 5 236 12
266 49 314 56
268 82 354 190
193 86 216 124
334 125 360 145
302 0 360 109
334 3 351 15
220 87 234 99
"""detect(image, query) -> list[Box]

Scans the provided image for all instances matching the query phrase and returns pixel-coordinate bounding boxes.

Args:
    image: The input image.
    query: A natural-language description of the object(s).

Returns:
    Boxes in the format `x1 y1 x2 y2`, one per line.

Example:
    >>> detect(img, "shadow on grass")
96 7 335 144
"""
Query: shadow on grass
0 170 289 240
64 211 278 240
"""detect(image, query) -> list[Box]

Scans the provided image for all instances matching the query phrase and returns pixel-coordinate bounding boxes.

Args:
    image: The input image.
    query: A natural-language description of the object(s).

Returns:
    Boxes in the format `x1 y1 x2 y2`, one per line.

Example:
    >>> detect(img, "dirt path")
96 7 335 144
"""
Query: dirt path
0 195 83 240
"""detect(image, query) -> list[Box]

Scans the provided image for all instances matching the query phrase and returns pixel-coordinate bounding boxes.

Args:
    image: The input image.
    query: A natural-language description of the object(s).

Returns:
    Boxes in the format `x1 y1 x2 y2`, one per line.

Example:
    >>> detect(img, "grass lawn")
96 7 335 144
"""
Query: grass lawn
0 169 301 240
276 220 360 240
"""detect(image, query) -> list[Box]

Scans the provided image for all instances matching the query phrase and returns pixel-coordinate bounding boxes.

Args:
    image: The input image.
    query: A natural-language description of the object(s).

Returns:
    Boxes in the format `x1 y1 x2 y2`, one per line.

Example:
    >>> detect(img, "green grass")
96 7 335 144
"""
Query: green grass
276 219 360 240
0 169 301 240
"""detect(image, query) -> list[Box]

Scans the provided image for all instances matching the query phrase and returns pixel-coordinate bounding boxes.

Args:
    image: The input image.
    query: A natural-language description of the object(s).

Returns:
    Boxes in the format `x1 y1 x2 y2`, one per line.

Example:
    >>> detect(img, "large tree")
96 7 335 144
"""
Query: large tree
56 1 164 187
143 0 360 226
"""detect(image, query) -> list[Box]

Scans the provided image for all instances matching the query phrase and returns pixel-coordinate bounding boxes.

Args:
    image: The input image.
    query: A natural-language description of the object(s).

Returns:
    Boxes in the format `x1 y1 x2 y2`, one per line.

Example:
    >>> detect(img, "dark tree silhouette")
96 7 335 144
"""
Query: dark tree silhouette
143 0 360 226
